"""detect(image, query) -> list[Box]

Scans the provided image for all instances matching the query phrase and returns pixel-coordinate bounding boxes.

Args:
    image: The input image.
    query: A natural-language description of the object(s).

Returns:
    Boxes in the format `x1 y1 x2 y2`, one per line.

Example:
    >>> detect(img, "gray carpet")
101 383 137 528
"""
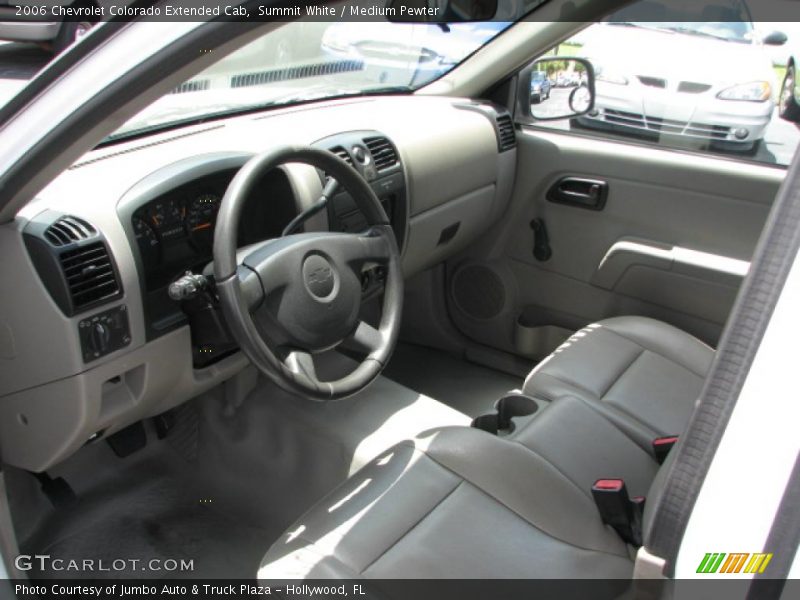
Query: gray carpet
17 362 473 580
22 443 276 579
384 343 521 417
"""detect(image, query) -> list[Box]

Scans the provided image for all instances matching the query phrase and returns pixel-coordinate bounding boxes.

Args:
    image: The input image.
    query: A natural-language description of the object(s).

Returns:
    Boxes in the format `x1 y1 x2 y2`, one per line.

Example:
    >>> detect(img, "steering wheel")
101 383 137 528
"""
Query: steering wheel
213 146 403 401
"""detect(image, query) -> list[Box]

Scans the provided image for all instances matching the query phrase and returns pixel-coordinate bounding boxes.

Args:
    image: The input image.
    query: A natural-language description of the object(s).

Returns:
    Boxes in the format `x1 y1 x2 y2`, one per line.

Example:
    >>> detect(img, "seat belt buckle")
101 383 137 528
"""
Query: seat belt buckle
652 435 679 465
591 478 643 547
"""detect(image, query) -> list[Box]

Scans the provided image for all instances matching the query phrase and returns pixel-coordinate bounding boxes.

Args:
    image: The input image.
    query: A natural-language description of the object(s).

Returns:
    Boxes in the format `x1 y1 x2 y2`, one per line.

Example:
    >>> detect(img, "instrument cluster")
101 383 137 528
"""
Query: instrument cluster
128 167 298 297
132 190 222 268
129 169 238 293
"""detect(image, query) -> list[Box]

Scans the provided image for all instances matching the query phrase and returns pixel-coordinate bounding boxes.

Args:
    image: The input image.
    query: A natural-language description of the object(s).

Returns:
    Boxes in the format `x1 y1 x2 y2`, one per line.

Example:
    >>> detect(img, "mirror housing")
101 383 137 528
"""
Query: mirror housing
763 30 788 46
519 57 596 122
386 0 498 22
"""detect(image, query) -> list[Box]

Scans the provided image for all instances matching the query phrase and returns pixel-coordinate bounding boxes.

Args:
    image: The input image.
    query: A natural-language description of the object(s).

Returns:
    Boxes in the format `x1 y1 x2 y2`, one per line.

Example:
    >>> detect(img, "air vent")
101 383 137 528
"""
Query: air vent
171 79 210 94
363 136 398 171
678 81 712 94
60 242 121 311
638 76 667 88
230 60 364 88
45 216 97 247
329 146 354 167
495 113 516 152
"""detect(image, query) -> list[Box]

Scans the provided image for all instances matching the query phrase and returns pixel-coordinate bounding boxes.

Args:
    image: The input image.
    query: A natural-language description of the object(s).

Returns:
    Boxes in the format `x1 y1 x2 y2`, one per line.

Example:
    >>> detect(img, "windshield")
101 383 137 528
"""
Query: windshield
107 20 511 143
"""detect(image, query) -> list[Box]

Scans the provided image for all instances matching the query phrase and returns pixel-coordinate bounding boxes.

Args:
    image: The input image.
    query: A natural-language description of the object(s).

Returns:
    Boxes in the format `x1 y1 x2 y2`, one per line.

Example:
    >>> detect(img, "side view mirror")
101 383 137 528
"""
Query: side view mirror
763 31 788 46
386 0 498 22
522 57 596 121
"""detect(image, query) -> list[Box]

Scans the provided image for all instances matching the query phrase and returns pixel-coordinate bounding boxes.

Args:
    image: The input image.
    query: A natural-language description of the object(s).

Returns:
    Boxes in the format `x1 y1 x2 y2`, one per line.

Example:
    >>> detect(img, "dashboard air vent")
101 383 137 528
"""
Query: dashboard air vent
45 216 97 247
329 146 354 166
363 136 398 171
60 242 121 311
495 113 516 152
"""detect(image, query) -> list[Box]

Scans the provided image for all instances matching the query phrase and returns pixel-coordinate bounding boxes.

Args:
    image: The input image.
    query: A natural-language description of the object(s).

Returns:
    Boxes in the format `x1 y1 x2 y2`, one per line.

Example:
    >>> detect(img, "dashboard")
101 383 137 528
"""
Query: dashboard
0 96 516 472
121 133 407 349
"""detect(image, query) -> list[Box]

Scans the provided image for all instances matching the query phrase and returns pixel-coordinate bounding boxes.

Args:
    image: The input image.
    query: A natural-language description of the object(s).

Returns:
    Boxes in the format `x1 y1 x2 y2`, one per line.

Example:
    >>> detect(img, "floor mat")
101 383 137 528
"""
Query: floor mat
24 455 275 580
384 343 521 417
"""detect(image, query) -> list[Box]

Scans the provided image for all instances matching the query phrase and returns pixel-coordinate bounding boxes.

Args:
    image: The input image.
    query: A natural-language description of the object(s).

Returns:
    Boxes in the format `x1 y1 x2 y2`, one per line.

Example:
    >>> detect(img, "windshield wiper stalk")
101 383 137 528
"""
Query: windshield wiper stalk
282 177 339 236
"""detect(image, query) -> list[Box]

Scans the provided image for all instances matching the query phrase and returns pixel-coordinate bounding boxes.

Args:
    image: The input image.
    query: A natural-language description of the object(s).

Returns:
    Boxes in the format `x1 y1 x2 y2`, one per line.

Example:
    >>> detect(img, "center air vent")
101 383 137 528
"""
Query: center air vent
45 216 97 247
363 136 398 171
495 113 516 152
60 242 121 311
329 146 354 167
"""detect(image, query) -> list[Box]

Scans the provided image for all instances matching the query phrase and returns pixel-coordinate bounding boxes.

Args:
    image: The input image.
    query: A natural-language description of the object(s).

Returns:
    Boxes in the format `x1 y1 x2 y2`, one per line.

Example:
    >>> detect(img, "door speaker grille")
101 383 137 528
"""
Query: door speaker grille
452 264 506 320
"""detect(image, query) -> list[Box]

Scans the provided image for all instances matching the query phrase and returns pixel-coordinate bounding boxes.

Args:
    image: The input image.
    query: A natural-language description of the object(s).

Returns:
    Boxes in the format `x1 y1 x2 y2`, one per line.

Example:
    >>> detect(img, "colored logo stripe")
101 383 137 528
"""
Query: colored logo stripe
744 553 773 574
720 553 749 573
697 553 774 574
697 553 726 573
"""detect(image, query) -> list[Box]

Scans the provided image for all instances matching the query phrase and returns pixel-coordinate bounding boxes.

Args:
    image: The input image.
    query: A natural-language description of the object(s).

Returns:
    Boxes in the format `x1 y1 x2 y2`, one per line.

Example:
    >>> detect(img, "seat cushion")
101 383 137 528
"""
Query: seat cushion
258 427 633 580
523 316 714 451
511 395 660 499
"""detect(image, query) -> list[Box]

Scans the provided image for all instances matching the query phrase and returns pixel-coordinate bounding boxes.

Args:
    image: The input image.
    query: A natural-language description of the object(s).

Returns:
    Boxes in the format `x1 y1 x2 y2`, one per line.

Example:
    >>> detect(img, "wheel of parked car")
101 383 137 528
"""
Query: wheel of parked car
53 20 94 54
780 65 800 123
213 146 403 401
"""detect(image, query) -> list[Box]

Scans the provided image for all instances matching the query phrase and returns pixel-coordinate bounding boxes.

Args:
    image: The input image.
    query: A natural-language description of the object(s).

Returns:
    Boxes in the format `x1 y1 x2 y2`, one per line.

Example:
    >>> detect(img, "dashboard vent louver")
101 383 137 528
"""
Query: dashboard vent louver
495 113 516 152
363 136 398 171
329 146 354 166
171 79 210 94
231 60 365 88
60 242 121 311
45 216 97 247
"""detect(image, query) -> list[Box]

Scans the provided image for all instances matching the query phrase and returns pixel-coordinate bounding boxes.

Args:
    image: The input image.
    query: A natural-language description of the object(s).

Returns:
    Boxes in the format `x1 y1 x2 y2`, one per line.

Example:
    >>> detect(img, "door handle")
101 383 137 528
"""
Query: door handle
547 177 608 210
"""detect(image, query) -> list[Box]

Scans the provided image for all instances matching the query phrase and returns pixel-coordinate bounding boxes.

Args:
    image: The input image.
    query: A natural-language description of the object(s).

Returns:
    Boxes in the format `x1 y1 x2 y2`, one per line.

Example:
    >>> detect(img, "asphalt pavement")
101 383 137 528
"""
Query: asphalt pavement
1 41 798 166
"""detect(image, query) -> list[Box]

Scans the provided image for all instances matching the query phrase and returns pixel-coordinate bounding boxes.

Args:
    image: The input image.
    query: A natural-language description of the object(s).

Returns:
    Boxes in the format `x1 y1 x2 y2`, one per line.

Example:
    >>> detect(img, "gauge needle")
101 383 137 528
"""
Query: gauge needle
192 222 212 231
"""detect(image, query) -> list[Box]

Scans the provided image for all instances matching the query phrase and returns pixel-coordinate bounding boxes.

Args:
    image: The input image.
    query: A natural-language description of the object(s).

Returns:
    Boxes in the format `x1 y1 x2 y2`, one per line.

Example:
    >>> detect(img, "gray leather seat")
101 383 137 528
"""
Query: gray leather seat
511 395 659 498
523 316 713 451
259 316 705 580
259 427 635 579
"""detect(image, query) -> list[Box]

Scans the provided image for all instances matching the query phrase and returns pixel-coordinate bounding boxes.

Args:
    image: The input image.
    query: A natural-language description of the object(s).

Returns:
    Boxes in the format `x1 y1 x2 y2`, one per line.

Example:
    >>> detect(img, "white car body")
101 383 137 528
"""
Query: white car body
578 23 777 151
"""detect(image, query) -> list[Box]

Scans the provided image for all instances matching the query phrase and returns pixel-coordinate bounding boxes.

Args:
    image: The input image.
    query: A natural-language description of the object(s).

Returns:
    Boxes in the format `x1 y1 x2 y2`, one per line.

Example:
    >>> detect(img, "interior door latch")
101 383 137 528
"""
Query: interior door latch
530 218 552 262
547 177 609 210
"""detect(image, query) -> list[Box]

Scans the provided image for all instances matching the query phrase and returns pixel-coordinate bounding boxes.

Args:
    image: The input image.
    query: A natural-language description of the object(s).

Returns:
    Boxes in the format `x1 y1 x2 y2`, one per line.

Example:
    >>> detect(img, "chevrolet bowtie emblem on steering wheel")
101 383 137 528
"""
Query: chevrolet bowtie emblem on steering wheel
303 255 336 299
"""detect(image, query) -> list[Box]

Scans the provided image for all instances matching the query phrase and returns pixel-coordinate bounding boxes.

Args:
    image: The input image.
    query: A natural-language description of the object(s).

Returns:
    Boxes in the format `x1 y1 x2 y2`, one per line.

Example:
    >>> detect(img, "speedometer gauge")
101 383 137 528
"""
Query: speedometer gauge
186 192 221 250
133 216 160 266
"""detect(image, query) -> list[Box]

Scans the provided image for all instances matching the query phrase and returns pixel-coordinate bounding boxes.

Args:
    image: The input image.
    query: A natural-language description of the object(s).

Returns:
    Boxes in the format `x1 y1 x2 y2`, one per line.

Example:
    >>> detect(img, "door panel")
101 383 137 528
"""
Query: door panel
447 128 785 358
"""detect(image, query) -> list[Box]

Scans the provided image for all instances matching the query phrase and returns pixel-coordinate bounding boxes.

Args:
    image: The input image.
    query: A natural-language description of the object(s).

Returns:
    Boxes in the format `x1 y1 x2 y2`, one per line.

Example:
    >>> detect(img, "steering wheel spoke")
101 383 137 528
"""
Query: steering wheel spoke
342 320 384 356
283 349 318 382
334 227 394 269
237 266 266 311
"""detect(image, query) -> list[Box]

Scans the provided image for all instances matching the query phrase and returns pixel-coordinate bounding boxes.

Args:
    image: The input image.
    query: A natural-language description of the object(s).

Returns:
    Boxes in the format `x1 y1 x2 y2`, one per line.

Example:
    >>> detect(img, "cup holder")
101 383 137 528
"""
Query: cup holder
471 393 539 435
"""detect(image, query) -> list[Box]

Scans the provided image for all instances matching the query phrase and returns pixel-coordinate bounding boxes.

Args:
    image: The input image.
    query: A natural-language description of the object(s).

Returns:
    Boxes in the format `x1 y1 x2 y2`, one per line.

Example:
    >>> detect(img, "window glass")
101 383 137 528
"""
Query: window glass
108 20 513 142
528 0 800 167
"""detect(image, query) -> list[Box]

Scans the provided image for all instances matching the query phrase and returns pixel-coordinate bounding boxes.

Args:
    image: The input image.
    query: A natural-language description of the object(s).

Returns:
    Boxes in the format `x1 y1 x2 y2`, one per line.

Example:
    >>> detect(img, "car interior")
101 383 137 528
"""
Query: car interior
0 1 792 583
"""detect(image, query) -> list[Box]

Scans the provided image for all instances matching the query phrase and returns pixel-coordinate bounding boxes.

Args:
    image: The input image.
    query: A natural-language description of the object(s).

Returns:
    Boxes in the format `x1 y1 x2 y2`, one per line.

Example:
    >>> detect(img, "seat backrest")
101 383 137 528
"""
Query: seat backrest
641 441 679 547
